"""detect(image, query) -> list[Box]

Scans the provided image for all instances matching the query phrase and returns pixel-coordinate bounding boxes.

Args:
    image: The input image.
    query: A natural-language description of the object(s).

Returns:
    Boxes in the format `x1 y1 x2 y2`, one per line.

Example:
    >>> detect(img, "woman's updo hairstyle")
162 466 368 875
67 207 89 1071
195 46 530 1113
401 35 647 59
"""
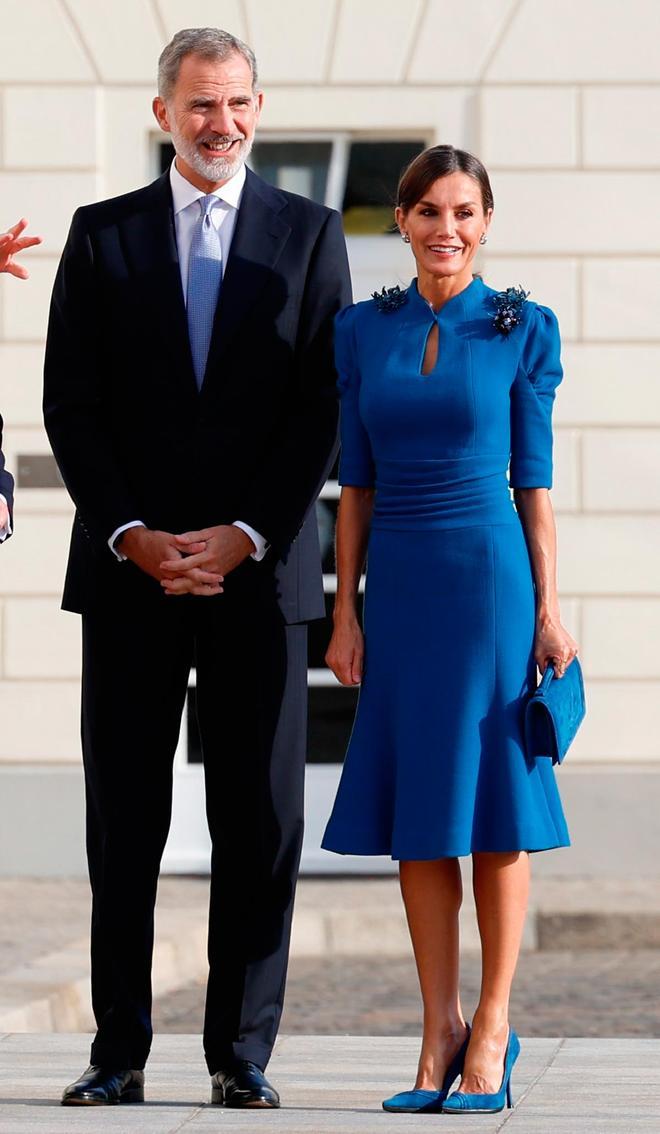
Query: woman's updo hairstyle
397 145 494 214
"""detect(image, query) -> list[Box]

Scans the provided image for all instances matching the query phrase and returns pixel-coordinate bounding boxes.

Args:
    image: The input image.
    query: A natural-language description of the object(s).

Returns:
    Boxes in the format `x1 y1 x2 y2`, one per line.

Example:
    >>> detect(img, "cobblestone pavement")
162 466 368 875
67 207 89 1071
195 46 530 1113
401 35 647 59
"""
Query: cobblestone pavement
153 950 660 1038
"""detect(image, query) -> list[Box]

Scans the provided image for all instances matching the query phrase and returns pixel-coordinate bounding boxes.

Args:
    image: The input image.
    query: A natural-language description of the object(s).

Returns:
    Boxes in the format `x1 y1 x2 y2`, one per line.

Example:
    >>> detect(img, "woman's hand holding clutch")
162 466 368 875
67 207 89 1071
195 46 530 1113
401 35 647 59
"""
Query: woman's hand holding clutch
326 617 364 686
534 612 579 678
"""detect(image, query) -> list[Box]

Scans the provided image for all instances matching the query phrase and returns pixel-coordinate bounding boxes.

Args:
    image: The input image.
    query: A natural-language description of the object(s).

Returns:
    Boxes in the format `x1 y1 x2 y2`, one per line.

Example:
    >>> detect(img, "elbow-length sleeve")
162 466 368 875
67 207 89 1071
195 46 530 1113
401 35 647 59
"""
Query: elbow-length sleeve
335 306 376 487
509 303 563 490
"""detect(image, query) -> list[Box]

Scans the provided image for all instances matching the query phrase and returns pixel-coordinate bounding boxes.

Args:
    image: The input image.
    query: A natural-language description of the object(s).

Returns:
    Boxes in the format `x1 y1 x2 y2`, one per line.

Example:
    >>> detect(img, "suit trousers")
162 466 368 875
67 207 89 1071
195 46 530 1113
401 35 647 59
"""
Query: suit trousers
81 560 308 1072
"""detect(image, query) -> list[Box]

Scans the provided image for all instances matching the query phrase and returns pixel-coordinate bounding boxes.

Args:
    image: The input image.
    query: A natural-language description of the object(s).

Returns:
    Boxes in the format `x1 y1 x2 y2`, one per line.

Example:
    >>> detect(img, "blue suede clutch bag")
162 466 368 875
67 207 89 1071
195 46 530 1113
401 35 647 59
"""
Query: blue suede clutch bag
524 658 586 765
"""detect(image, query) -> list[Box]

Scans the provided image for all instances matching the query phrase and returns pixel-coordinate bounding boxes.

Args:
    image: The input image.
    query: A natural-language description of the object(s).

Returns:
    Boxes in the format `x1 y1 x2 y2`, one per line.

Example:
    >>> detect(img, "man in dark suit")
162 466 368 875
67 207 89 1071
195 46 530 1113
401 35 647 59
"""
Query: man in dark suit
0 217 41 539
44 27 351 1109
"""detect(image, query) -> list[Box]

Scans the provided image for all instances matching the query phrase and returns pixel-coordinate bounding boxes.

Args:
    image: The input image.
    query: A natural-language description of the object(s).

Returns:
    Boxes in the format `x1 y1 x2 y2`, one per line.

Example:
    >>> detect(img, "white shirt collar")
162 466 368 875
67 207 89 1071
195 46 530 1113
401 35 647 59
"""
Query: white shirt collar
169 158 247 216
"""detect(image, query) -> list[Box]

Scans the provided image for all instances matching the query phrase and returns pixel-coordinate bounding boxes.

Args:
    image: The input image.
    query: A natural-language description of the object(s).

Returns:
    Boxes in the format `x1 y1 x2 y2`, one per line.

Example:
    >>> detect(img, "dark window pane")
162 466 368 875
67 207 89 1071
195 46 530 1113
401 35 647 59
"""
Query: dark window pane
316 496 337 574
249 141 332 204
17 454 63 489
307 685 359 764
342 140 426 234
186 685 202 764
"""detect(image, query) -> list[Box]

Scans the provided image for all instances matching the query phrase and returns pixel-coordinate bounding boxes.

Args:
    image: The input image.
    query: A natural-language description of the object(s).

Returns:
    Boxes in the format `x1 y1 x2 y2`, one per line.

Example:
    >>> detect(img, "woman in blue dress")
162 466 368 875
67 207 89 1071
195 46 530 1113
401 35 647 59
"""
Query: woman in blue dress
322 146 578 1115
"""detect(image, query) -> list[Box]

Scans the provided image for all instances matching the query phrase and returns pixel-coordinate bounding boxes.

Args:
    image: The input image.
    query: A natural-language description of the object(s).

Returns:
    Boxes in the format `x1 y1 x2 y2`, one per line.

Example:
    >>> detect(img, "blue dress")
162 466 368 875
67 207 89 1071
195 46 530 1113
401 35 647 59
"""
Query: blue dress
322 276 570 860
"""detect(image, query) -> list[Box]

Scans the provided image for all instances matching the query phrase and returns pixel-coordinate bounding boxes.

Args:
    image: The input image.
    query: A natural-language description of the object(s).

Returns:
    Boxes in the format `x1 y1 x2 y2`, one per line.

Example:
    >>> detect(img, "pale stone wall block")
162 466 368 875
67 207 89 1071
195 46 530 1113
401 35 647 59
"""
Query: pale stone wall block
551 429 581 513
556 516 660 596
558 598 581 647
584 260 660 341
584 88 660 169
583 430 660 512
480 87 578 168
557 346 660 426
0 426 75 515
582 599 660 679
65 0 163 83
346 235 421 302
570 681 660 762
482 258 579 340
0 175 97 257
0 681 80 763
156 0 246 42
331 0 423 83
3 600 80 680
3 88 99 171
409 0 516 82
0 0 95 82
246 0 336 83
0 259 58 343
0 516 71 596
0 347 47 427
487 0 660 82
103 90 163 199
261 86 472 141
491 175 660 255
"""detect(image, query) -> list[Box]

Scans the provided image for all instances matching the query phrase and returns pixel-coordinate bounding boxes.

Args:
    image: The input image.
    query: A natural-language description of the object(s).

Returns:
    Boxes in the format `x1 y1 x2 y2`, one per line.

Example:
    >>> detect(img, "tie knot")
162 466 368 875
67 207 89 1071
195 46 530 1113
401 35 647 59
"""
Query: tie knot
198 193 217 217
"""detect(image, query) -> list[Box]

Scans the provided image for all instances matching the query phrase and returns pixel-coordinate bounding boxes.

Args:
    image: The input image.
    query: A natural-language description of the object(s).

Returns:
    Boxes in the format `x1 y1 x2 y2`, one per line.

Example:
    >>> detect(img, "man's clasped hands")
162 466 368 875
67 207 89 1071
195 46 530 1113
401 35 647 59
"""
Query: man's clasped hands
119 524 256 596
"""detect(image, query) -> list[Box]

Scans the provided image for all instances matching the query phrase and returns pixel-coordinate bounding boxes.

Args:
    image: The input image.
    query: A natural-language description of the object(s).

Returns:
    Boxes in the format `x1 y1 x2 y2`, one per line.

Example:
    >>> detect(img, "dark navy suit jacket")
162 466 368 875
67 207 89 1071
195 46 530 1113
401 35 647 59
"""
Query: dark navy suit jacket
0 414 14 536
43 169 351 618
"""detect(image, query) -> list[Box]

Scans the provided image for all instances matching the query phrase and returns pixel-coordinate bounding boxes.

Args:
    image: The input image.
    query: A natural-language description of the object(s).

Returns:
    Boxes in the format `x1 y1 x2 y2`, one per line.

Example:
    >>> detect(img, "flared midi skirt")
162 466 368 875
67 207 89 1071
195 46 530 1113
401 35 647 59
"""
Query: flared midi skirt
322 519 570 860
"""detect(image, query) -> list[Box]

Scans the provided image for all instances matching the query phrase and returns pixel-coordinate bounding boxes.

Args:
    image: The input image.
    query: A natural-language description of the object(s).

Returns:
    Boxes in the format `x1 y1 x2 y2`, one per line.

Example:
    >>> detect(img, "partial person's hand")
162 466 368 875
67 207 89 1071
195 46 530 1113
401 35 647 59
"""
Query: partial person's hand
0 498 9 534
119 526 223 591
325 617 364 686
534 613 579 679
0 219 42 279
159 525 252 596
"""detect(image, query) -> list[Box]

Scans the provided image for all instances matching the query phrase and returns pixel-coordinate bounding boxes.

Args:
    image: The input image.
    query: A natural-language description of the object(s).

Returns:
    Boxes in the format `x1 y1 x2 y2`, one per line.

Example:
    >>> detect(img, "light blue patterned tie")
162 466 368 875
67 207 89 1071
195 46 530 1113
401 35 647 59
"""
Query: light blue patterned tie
186 194 222 390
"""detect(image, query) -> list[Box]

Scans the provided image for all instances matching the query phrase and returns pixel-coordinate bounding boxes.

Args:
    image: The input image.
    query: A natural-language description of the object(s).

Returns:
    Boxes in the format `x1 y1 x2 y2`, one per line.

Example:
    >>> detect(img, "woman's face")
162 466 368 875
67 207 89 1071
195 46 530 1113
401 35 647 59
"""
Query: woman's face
396 172 492 281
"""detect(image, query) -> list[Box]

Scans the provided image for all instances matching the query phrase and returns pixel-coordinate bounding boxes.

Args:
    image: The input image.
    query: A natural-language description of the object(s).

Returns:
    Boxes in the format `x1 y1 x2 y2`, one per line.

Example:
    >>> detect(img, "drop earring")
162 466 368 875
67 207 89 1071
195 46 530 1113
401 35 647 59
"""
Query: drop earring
401 232 411 243
479 233 488 245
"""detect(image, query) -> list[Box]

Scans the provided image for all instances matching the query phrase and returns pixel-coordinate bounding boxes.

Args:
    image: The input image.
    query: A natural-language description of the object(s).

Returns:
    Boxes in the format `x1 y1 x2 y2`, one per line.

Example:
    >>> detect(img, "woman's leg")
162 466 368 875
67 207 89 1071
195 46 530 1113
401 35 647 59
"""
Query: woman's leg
399 858 469 1090
459 850 530 1093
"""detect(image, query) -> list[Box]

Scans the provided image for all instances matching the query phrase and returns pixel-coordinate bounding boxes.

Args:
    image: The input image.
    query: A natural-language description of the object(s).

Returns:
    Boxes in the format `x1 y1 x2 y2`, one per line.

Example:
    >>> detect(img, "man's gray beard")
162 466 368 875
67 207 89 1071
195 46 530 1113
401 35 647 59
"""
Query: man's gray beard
172 130 253 182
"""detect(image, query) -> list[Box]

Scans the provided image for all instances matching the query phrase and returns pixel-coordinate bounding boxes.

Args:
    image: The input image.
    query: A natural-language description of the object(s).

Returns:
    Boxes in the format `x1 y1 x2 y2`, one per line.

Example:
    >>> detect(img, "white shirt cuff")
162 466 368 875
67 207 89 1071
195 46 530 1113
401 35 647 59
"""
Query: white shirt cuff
0 494 11 541
232 521 269 562
109 520 146 561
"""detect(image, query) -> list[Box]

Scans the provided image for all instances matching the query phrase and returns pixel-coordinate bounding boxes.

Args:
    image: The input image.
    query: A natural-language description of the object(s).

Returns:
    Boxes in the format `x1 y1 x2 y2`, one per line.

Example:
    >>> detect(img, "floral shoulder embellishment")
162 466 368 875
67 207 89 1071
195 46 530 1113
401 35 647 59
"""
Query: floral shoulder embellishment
371 284 408 314
491 286 529 336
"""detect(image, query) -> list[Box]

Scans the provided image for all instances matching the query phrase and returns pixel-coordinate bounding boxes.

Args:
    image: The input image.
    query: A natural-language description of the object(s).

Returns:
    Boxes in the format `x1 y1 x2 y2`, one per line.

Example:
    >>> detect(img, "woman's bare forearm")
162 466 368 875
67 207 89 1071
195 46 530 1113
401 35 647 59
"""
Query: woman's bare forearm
513 488 560 623
333 486 375 621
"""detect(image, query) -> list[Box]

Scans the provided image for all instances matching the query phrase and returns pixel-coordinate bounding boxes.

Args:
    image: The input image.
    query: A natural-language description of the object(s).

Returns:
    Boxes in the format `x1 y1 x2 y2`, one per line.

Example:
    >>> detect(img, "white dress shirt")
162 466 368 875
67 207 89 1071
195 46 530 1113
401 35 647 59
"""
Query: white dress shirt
0 495 10 541
110 159 268 563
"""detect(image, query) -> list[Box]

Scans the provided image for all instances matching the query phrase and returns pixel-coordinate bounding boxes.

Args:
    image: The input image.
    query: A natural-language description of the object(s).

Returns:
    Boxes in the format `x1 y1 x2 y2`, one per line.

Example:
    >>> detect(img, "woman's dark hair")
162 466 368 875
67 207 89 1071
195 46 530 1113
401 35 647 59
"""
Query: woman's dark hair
397 145 494 214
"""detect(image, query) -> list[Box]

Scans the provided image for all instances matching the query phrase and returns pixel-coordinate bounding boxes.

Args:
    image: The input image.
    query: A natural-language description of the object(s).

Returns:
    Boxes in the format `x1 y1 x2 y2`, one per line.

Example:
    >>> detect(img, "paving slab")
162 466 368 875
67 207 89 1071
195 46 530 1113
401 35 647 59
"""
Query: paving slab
1 1034 659 1133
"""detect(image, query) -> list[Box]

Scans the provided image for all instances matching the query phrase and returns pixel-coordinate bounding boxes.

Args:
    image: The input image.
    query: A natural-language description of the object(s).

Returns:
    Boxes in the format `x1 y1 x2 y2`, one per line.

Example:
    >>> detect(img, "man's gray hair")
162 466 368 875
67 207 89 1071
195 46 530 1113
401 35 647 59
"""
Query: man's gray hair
158 27 259 100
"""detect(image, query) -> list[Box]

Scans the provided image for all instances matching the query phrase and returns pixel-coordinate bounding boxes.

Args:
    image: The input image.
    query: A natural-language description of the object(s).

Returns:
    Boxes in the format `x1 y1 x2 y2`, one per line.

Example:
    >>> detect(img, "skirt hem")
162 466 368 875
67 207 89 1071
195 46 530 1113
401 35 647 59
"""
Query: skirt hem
321 838 571 860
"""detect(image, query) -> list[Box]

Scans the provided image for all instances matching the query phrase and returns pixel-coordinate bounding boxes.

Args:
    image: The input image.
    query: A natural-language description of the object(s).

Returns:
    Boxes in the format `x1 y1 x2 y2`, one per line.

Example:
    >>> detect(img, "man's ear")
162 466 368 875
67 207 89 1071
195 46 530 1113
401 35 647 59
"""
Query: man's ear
152 96 170 134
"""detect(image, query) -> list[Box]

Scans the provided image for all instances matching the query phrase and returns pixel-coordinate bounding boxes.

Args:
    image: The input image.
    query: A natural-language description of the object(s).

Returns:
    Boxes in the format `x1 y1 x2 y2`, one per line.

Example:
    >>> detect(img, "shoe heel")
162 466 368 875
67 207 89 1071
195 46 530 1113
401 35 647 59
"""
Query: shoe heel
120 1087 144 1104
210 1086 225 1106
506 1080 513 1109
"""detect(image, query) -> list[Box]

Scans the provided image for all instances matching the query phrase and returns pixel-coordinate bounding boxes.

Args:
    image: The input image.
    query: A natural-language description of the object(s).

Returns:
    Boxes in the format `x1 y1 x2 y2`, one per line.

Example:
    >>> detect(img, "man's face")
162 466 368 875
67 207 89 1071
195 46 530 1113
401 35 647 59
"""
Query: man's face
153 51 263 189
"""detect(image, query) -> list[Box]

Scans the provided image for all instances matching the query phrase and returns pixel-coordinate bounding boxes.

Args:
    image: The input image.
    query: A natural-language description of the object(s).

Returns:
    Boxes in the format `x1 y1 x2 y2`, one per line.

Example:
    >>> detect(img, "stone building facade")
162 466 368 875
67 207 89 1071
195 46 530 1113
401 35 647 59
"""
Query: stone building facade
0 0 659 873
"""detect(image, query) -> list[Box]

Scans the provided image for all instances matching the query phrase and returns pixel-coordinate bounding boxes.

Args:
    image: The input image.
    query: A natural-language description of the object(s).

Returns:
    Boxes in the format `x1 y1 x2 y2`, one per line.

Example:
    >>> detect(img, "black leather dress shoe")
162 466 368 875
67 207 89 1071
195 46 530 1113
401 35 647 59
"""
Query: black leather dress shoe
61 1065 145 1106
210 1060 280 1108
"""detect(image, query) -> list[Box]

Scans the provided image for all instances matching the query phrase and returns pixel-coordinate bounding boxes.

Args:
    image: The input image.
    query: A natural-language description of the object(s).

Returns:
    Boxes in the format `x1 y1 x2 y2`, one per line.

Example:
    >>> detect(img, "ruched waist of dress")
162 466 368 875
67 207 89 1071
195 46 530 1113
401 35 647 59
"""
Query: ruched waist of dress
371 454 518 530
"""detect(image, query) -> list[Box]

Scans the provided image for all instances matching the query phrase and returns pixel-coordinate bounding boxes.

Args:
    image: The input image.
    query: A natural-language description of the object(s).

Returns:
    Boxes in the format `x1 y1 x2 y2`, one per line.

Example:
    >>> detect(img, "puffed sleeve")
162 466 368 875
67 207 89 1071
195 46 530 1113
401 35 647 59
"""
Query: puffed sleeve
335 306 376 487
509 303 563 489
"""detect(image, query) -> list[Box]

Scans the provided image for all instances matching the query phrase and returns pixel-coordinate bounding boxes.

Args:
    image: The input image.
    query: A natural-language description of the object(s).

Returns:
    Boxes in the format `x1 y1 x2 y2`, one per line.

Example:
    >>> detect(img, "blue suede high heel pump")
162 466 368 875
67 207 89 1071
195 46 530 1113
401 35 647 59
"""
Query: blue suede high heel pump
442 1028 520 1114
382 1025 471 1114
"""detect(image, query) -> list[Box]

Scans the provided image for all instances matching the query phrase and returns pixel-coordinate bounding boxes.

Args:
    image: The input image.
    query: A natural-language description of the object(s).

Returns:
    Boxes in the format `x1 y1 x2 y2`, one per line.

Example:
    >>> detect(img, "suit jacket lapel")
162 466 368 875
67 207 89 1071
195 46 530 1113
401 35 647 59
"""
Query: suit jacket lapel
119 173 198 399
202 170 291 385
